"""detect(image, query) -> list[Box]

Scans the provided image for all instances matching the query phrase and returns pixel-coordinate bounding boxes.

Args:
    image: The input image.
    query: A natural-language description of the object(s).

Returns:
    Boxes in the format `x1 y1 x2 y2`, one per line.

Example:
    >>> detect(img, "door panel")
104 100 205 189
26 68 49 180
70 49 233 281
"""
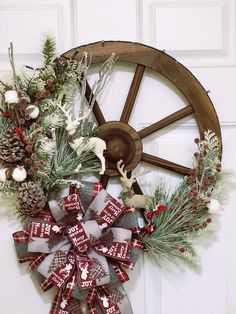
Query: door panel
0 1 235 314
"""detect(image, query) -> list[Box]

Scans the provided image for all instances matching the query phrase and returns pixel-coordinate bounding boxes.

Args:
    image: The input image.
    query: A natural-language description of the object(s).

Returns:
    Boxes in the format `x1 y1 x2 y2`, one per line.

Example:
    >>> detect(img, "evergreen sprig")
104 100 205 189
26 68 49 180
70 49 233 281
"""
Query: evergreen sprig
143 131 224 266
34 128 100 191
42 35 56 67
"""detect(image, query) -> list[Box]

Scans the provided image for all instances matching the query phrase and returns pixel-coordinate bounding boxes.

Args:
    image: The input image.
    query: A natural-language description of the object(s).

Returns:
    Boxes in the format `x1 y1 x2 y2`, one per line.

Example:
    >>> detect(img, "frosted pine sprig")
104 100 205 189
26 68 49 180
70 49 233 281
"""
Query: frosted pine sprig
143 131 225 266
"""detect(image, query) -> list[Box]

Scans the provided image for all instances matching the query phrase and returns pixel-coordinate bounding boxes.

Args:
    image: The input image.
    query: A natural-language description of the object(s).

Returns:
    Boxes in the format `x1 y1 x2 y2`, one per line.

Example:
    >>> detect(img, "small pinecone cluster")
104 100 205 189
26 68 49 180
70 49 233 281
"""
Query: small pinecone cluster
18 181 46 216
0 128 25 163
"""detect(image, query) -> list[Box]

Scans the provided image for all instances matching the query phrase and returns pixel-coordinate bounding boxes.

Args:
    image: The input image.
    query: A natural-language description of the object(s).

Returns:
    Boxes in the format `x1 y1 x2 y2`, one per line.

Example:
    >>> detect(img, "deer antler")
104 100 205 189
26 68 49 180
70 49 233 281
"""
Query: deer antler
117 160 136 191
58 102 92 135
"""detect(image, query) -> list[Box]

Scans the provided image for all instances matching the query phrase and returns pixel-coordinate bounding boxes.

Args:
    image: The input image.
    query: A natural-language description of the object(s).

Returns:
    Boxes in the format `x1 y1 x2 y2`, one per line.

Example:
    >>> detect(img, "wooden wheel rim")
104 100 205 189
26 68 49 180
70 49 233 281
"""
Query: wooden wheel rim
61 41 222 187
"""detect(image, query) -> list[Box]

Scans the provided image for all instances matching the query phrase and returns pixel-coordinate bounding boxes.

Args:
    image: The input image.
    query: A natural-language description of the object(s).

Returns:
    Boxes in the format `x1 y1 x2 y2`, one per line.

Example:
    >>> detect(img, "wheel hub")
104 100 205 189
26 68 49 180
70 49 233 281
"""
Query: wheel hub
97 121 142 176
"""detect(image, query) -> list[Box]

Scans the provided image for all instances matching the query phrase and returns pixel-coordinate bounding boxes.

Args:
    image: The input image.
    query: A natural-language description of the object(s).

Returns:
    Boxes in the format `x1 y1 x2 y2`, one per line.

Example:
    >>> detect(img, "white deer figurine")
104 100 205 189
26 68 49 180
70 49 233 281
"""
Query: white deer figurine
59 104 106 175
117 159 149 209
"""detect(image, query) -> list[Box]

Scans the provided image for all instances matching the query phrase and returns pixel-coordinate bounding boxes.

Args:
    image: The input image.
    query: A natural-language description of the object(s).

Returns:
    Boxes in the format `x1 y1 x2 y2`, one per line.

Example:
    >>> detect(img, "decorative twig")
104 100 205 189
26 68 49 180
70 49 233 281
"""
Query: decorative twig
0 79 7 87
8 42 19 89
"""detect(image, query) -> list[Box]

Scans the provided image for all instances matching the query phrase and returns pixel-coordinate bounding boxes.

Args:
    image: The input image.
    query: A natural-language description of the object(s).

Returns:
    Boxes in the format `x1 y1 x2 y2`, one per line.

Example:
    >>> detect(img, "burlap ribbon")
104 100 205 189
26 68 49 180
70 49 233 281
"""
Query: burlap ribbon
13 182 142 314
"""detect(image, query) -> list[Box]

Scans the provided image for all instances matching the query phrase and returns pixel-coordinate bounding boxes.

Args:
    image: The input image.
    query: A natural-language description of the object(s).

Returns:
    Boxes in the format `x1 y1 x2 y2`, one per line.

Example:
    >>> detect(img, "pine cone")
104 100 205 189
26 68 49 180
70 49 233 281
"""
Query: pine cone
0 128 25 163
18 181 46 216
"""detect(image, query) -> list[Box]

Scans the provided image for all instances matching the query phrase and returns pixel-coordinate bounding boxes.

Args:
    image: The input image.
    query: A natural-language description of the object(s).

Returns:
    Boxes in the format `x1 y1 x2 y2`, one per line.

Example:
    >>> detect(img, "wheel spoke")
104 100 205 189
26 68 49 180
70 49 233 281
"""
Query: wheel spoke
132 180 143 195
139 105 193 139
100 175 109 189
120 64 145 123
141 153 190 176
84 81 106 125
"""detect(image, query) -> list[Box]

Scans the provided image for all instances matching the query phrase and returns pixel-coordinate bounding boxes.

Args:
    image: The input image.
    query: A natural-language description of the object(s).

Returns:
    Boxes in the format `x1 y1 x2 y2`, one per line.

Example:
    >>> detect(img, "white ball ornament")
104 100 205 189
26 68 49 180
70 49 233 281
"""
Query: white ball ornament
12 166 27 182
0 168 8 182
26 105 40 119
4 90 19 104
207 199 221 214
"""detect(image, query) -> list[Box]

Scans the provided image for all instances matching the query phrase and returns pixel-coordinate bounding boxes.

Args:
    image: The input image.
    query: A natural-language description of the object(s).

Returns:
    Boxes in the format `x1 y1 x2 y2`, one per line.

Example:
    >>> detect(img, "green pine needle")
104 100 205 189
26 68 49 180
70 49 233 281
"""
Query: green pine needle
143 131 223 266
42 35 56 67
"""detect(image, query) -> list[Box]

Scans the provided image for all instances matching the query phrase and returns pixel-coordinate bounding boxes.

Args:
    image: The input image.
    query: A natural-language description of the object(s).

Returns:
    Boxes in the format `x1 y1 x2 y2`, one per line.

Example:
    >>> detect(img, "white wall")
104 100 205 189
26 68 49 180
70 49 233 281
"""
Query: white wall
0 0 236 313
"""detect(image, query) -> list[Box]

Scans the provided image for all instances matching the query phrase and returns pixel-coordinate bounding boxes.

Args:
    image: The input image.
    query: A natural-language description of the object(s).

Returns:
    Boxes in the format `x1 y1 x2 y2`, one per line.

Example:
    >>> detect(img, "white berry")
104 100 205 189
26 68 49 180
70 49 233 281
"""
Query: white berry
26 105 40 119
0 168 8 182
12 166 27 182
4 90 19 104
207 199 221 214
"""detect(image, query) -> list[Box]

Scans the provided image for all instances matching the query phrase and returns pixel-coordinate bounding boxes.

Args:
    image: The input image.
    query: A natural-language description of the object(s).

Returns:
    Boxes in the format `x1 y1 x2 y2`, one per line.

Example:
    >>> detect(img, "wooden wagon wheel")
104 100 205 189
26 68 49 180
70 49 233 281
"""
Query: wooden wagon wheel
61 41 222 193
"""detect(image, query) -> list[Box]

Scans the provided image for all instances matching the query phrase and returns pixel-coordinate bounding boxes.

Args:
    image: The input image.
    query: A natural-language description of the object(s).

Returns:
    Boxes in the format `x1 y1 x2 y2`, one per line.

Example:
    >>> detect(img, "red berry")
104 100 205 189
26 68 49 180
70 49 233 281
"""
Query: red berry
19 98 27 105
207 192 211 197
48 85 55 92
210 176 216 182
2 111 10 118
153 209 160 216
44 90 50 97
194 152 200 158
179 247 185 253
24 158 32 164
15 127 24 142
39 160 46 167
34 123 41 129
207 218 212 223
25 145 32 152
47 79 53 85
31 154 37 161
216 163 221 168
158 204 167 211
194 138 200 144
25 114 31 121
203 178 209 185
35 92 42 99
193 191 198 197
28 169 34 175
204 144 209 149
146 212 153 219
17 91 22 97
144 225 154 233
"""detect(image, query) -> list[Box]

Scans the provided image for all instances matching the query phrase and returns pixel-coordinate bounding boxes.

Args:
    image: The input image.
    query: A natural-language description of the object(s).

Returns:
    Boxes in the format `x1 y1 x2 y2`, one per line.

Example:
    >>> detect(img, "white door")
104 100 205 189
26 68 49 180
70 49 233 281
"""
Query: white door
0 1 236 314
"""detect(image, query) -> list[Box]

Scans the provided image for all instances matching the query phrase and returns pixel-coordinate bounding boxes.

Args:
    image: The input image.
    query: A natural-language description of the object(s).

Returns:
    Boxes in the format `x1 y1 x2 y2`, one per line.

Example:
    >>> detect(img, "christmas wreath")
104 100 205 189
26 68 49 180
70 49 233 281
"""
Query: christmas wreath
0 36 227 313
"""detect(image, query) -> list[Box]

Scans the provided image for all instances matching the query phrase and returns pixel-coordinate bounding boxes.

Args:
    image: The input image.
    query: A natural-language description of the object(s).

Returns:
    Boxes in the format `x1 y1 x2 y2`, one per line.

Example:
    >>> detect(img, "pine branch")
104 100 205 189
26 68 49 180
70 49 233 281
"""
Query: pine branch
42 35 56 67
143 132 223 266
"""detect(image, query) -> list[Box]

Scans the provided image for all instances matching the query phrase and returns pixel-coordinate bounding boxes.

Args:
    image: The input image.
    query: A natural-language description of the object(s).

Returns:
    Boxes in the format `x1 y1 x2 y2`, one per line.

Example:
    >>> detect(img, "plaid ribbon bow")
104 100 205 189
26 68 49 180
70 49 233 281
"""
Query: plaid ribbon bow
13 181 142 314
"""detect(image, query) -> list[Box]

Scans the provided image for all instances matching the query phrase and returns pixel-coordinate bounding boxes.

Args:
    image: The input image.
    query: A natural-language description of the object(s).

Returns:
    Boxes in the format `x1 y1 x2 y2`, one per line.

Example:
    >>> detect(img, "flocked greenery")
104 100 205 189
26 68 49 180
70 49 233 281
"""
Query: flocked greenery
143 130 225 266
0 35 116 212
